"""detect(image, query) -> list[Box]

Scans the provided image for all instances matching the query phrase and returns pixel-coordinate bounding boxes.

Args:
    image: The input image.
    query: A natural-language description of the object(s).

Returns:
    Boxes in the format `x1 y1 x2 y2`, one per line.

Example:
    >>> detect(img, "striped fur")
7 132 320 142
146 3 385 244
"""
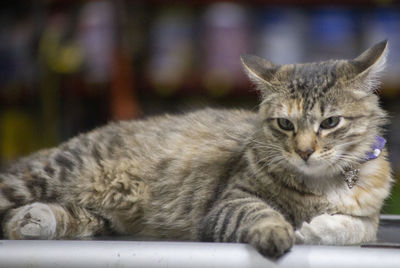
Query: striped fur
0 41 392 258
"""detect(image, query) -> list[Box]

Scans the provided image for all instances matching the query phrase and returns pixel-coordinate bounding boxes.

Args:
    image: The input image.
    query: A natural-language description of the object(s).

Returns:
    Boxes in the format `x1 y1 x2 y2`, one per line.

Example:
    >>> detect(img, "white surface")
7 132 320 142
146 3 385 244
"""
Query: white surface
1 215 400 268
0 240 276 268
278 245 400 268
1 240 400 268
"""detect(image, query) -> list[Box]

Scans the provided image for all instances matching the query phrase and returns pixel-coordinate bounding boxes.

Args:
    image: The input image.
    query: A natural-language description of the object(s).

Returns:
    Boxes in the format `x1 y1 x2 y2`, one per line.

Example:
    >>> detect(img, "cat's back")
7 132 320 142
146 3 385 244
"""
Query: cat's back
109 108 258 159
126 108 256 139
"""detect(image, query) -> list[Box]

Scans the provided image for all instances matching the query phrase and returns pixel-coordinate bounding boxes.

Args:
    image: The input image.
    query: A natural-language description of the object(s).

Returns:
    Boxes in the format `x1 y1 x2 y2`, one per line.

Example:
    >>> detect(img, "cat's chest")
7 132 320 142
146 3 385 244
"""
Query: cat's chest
325 155 392 217
263 155 391 226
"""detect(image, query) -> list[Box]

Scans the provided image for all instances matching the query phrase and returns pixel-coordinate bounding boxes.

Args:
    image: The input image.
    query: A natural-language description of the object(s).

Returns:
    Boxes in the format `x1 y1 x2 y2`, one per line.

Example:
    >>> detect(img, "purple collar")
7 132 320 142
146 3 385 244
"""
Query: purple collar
343 135 386 189
365 136 386 161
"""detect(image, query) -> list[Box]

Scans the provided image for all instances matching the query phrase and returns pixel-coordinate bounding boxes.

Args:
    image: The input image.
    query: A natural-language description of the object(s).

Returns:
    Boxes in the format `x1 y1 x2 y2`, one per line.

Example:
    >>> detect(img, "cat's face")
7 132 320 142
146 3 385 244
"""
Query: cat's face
242 41 388 177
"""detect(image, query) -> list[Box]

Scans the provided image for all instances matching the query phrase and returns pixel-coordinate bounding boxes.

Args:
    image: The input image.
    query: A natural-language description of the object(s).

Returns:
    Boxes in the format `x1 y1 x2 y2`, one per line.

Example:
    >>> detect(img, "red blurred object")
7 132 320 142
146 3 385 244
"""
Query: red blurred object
110 50 141 121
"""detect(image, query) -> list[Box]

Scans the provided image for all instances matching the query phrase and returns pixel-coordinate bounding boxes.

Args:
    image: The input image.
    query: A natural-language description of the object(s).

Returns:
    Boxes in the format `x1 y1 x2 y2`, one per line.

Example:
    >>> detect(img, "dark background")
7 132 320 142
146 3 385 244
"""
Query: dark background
1 0 400 213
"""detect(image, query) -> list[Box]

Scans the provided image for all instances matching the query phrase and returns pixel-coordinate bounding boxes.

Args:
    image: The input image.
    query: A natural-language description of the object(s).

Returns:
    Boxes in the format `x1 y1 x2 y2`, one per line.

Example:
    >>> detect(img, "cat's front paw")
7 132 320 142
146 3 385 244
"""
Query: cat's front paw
295 223 322 245
295 213 378 245
295 214 336 245
244 220 295 258
4 202 57 239
295 213 352 245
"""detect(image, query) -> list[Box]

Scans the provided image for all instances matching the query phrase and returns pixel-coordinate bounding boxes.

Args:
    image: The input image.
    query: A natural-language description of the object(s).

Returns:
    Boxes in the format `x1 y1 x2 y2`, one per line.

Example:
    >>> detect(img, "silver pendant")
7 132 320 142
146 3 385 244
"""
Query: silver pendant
343 169 359 189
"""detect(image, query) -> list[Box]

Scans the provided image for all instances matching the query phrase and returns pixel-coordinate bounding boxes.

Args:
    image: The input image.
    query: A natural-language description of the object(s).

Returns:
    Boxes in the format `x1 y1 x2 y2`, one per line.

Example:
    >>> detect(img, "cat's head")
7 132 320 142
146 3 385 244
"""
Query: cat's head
242 41 388 177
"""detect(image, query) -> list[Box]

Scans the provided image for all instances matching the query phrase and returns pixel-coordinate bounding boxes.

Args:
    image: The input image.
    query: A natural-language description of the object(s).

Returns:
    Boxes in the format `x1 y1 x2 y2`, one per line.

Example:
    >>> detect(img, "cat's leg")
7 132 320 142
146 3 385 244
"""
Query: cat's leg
3 202 109 239
295 213 378 245
198 196 295 258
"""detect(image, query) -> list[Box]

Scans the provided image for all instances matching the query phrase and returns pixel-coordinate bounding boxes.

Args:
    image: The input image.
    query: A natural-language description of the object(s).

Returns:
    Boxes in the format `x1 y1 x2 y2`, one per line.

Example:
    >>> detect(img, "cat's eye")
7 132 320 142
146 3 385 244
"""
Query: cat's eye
277 118 295 131
320 116 341 130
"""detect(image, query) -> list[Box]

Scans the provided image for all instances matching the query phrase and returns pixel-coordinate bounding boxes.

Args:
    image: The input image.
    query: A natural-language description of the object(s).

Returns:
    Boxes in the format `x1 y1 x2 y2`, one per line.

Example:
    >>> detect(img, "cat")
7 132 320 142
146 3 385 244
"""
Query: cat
0 40 392 258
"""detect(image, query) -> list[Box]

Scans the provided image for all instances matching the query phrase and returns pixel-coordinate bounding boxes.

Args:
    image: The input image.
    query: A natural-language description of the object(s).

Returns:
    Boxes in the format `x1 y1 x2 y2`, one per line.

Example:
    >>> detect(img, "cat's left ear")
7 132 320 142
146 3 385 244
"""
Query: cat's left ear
240 54 280 93
349 40 388 91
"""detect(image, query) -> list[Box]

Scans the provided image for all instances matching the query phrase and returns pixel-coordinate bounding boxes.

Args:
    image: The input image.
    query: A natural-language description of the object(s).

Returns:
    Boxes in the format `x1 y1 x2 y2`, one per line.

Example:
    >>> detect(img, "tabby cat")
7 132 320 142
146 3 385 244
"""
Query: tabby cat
0 40 392 258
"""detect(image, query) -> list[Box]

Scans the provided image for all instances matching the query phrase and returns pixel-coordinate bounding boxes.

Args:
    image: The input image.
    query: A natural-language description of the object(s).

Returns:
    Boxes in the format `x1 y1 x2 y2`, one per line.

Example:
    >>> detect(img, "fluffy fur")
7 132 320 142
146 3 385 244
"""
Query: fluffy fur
0 41 392 258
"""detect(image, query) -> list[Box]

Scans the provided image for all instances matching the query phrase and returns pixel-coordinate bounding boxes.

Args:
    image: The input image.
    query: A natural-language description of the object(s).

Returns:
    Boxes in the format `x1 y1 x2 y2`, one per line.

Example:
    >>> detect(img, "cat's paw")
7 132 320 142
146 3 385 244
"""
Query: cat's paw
4 202 57 239
245 220 295 258
295 224 321 245
295 213 351 245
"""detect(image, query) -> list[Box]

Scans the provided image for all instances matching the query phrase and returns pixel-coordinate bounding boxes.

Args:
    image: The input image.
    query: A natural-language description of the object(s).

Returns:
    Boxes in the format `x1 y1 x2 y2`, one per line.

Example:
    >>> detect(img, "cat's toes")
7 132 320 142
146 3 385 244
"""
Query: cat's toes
295 222 322 244
295 214 344 245
4 202 57 239
294 229 306 244
245 220 295 258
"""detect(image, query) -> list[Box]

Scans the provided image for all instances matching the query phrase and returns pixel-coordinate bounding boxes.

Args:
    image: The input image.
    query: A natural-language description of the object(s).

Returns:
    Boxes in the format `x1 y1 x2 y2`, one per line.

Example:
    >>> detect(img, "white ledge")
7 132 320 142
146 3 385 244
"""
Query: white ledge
0 240 275 268
1 240 400 268
1 215 400 268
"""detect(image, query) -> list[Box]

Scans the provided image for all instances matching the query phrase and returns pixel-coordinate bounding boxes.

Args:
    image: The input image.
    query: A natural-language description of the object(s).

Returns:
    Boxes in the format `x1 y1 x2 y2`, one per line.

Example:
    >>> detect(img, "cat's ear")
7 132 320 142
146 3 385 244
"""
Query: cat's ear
241 54 280 90
348 40 388 91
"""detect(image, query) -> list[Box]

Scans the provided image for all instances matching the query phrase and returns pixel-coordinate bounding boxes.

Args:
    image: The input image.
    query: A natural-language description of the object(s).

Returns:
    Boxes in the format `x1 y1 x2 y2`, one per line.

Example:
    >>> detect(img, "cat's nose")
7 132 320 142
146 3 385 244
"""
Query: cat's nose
295 148 315 161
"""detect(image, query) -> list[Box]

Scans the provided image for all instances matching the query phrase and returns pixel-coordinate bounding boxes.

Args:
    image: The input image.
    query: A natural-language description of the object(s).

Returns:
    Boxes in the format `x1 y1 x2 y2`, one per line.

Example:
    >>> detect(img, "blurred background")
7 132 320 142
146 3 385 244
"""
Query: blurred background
0 0 400 213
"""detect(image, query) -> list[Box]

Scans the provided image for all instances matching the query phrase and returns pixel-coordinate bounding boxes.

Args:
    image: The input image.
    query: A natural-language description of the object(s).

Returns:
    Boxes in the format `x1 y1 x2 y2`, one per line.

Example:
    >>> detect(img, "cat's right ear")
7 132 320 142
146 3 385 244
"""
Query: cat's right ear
240 54 280 91
351 40 388 79
347 40 388 93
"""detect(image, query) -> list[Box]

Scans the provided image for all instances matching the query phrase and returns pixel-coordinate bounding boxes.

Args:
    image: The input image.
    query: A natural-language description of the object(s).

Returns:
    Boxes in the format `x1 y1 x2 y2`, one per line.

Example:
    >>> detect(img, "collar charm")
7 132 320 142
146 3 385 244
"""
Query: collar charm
344 136 386 189
343 168 359 189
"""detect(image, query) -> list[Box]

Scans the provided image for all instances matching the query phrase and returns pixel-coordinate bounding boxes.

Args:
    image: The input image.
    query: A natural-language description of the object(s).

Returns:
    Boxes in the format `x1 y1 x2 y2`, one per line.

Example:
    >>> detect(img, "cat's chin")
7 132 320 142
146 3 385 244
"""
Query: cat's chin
289 160 336 178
